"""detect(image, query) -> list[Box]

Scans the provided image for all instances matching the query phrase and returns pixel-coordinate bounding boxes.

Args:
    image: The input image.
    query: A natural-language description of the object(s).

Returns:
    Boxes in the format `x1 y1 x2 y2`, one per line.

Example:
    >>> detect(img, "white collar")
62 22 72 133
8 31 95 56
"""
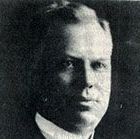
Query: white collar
35 112 94 139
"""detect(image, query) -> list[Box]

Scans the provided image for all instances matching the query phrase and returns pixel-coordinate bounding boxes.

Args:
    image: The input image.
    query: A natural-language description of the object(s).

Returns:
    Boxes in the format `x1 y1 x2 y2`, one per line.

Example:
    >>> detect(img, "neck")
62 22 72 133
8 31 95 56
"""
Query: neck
35 113 95 139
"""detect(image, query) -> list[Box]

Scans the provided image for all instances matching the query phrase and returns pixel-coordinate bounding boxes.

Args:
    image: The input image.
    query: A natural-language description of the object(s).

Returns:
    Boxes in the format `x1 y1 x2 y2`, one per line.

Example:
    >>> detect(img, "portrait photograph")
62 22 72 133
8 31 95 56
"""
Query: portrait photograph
0 0 140 139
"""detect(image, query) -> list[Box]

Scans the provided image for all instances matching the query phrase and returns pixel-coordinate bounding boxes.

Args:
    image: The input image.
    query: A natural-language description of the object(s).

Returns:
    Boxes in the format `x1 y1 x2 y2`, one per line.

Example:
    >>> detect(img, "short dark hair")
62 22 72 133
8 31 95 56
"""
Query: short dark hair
31 1 107 44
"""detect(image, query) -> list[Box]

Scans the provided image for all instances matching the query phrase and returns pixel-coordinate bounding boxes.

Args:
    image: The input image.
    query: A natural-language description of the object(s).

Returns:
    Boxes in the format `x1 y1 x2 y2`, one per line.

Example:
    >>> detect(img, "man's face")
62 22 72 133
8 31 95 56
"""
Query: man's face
38 21 112 133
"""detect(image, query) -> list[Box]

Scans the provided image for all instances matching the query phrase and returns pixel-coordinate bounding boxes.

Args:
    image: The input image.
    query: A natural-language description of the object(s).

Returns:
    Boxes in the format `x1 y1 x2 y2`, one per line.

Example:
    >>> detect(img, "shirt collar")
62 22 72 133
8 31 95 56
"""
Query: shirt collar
35 112 94 139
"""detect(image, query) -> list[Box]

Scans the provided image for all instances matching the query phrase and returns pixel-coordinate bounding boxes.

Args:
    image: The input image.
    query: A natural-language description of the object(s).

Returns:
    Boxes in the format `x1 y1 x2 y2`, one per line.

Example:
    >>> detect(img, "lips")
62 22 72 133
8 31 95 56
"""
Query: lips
71 95 92 102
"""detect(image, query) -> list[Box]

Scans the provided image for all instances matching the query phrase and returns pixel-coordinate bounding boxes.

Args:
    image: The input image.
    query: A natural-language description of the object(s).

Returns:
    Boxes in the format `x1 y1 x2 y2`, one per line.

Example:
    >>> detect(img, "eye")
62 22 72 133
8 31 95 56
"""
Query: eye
91 61 106 71
63 59 74 69
53 57 77 72
57 58 75 71
54 57 83 72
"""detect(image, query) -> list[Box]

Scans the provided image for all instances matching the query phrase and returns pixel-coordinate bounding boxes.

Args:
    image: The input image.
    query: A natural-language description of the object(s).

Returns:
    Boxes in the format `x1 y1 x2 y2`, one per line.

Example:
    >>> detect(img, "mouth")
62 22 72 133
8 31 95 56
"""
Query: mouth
67 95 99 112
72 95 96 103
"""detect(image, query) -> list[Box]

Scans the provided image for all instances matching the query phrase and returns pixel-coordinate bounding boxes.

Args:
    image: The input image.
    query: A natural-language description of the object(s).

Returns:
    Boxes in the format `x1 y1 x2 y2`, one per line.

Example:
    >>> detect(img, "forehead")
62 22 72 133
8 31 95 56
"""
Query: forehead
63 22 113 60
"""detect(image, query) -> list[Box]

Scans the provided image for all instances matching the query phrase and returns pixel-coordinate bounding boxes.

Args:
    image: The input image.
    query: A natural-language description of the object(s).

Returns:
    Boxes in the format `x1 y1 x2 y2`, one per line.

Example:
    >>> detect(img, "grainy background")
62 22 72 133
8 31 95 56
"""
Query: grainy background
0 0 140 139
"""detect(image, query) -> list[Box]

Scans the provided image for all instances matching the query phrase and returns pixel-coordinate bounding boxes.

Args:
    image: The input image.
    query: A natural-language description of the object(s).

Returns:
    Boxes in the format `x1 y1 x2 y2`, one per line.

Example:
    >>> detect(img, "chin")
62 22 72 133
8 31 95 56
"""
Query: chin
78 111 100 129
60 103 106 133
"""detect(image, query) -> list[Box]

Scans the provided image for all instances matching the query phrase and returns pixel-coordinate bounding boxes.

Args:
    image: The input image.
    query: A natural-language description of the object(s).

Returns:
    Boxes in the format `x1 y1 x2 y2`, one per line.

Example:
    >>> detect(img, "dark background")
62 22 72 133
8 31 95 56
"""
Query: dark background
0 0 140 139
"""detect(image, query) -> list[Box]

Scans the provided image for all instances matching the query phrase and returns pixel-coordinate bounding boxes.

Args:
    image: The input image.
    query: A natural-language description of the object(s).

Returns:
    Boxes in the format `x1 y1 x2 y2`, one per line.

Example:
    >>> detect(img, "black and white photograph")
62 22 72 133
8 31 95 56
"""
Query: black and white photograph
0 0 140 139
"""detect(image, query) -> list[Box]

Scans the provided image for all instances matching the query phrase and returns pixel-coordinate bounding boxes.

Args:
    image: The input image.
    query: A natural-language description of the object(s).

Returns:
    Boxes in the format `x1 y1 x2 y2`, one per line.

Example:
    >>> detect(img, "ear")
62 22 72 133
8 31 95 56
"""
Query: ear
100 20 111 33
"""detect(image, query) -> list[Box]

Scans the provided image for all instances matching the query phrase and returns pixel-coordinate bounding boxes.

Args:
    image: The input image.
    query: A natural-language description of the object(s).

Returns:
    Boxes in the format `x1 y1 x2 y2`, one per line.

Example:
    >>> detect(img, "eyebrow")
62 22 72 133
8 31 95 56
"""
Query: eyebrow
65 55 82 61
56 54 111 62
94 58 111 61
54 55 82 62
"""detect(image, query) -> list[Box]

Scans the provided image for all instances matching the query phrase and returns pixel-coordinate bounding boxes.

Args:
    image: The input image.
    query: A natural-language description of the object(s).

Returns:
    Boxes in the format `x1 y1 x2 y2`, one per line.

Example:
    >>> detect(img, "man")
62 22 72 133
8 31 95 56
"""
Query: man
0 1 113 139
33 1 113 139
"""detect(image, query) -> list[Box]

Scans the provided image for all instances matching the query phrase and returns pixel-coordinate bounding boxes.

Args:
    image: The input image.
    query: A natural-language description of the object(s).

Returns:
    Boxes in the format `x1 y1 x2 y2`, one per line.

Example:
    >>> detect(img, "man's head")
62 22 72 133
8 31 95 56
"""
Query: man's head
35 1 113 135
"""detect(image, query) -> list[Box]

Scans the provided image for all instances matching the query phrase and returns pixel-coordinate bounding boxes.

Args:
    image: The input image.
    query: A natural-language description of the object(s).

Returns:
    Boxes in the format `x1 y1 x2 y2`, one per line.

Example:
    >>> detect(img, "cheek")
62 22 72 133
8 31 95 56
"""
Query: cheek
95 72 111 101
96 71 111 90
58 71 73 85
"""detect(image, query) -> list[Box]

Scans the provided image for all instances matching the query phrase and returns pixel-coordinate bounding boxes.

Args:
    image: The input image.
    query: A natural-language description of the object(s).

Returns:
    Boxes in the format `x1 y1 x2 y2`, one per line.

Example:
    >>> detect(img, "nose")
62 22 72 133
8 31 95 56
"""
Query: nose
75 60 95 90
87 84 93 88
84 61 94 89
